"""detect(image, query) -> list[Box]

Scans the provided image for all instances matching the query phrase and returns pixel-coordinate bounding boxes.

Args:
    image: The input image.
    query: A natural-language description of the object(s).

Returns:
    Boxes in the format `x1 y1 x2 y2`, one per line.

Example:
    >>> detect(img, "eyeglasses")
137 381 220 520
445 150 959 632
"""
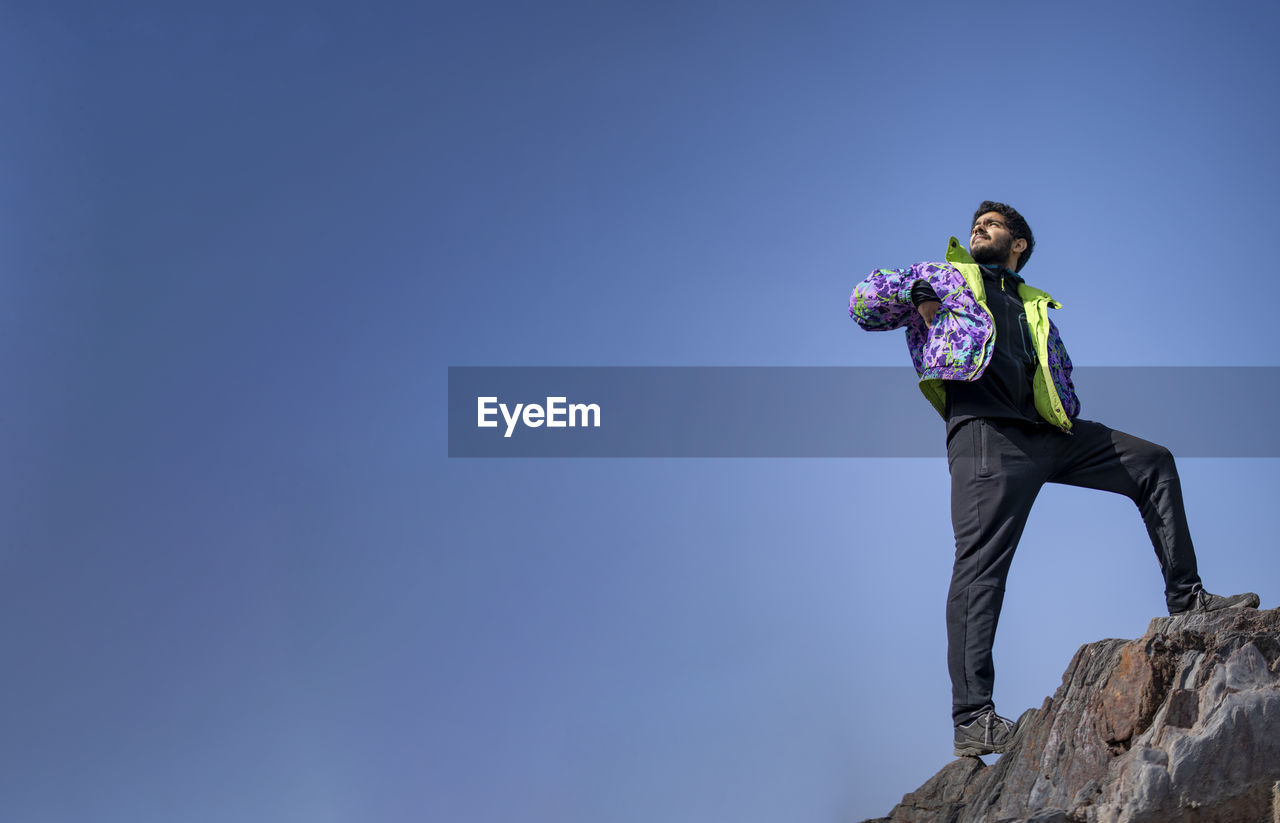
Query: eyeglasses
972 218 1008 233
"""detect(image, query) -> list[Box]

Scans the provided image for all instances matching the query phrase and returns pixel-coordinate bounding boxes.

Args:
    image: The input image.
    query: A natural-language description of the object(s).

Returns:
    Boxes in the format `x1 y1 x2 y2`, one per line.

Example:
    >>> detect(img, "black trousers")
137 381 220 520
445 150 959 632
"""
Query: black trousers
945 418 1202 726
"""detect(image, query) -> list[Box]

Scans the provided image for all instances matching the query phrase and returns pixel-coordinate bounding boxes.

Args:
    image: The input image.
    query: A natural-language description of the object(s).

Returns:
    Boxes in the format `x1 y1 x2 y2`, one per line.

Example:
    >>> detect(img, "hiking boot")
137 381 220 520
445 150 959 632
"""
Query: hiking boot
953 708 1035 758
1169 587 1260 616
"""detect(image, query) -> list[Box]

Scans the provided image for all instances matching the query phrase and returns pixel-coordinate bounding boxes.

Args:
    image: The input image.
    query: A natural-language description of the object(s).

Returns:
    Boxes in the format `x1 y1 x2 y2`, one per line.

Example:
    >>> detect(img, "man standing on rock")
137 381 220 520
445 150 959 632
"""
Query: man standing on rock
848 201 1260 757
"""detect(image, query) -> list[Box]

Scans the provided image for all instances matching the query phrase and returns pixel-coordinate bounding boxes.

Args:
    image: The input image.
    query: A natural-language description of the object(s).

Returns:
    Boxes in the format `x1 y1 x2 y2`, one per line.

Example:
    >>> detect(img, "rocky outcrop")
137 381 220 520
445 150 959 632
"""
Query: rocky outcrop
863 607 1280 823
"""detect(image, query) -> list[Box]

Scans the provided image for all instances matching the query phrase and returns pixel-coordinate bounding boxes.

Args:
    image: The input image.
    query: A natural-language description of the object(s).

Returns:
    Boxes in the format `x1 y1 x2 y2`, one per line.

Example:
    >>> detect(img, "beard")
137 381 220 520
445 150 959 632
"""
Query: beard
970 234 1014 267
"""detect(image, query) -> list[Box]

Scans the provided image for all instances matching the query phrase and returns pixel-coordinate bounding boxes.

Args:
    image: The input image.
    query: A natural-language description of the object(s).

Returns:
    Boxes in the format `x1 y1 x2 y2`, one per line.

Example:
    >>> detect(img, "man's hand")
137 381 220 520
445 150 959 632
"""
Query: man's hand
917 300 942 328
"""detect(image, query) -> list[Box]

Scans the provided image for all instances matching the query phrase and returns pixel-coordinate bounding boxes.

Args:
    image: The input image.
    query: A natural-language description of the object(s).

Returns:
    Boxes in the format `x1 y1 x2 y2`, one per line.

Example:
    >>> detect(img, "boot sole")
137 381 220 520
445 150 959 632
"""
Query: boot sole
1170 593 1261 616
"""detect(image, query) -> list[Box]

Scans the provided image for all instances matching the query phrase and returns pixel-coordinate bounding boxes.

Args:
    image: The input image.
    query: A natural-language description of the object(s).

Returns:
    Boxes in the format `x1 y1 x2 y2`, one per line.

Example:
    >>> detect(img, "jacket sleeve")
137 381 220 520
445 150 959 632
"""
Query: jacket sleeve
849 265 923 331
1047 318 1081 419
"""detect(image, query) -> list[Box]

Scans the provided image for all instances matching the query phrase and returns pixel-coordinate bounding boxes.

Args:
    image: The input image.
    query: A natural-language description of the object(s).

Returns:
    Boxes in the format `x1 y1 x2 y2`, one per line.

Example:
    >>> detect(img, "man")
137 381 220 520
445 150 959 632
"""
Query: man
848 202 1260 758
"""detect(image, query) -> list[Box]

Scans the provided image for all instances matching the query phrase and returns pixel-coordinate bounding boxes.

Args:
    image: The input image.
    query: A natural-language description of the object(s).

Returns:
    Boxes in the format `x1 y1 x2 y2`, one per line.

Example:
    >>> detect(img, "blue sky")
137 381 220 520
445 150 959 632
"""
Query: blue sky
4 2 1278 821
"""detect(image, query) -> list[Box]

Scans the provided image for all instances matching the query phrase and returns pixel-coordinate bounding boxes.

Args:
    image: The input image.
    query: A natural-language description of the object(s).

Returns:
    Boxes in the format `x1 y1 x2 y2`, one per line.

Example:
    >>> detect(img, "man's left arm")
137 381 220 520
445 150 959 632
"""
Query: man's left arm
1048 318 1082 419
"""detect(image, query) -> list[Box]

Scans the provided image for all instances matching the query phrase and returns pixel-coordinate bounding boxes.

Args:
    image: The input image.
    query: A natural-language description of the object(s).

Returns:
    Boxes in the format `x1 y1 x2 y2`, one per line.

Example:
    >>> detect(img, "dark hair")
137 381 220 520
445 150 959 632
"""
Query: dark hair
973 201 1035 272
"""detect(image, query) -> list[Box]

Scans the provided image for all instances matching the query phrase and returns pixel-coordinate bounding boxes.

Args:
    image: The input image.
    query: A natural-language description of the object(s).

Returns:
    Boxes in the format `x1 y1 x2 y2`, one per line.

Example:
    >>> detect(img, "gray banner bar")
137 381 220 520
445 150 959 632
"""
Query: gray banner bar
447 367 1280 457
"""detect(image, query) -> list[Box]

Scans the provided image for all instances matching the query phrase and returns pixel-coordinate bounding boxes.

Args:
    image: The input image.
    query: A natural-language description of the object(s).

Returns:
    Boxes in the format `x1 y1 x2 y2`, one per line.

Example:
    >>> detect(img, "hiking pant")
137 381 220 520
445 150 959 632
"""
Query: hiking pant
946 418 1202 726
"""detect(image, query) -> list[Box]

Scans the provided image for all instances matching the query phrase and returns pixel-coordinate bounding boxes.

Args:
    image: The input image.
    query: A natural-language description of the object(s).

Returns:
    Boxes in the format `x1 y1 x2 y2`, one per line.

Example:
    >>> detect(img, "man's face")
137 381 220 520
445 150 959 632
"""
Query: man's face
970 212 1019 268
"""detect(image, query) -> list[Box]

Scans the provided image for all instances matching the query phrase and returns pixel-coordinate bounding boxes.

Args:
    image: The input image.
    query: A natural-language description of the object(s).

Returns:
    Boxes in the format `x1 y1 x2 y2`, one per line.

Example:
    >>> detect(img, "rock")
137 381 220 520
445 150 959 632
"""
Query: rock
879 757 985 823
860 607 1280 823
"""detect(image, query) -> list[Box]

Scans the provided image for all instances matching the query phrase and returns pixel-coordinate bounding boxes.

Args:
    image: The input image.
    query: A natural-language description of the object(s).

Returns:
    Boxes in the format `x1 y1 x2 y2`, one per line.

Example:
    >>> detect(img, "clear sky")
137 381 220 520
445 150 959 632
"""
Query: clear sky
4 2 1278 822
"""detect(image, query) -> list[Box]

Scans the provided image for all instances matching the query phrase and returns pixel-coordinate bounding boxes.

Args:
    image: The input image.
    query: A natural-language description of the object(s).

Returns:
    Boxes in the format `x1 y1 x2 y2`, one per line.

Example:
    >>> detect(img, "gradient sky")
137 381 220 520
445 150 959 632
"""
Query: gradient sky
4 2 1279 822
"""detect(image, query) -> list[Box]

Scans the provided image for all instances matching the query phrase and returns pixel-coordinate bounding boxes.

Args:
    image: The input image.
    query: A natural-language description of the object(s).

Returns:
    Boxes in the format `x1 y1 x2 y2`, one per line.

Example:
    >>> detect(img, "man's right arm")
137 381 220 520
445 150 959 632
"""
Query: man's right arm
910 279 942 327
849 264 940 331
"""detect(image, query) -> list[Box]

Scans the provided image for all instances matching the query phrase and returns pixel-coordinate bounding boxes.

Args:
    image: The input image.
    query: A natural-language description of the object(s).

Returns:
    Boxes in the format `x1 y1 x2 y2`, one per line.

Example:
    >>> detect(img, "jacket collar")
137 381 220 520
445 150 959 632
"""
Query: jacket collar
945 237 1060 309
980 263 1023 284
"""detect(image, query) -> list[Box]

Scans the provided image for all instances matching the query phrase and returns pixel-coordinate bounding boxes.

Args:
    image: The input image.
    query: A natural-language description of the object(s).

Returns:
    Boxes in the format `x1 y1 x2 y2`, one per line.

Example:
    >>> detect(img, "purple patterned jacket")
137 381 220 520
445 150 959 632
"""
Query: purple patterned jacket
848 237 1080 430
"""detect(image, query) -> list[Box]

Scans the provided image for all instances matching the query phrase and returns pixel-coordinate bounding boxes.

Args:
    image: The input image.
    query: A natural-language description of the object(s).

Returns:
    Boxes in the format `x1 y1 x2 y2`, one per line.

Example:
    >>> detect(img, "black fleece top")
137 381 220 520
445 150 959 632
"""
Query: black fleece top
911 265 1044 436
